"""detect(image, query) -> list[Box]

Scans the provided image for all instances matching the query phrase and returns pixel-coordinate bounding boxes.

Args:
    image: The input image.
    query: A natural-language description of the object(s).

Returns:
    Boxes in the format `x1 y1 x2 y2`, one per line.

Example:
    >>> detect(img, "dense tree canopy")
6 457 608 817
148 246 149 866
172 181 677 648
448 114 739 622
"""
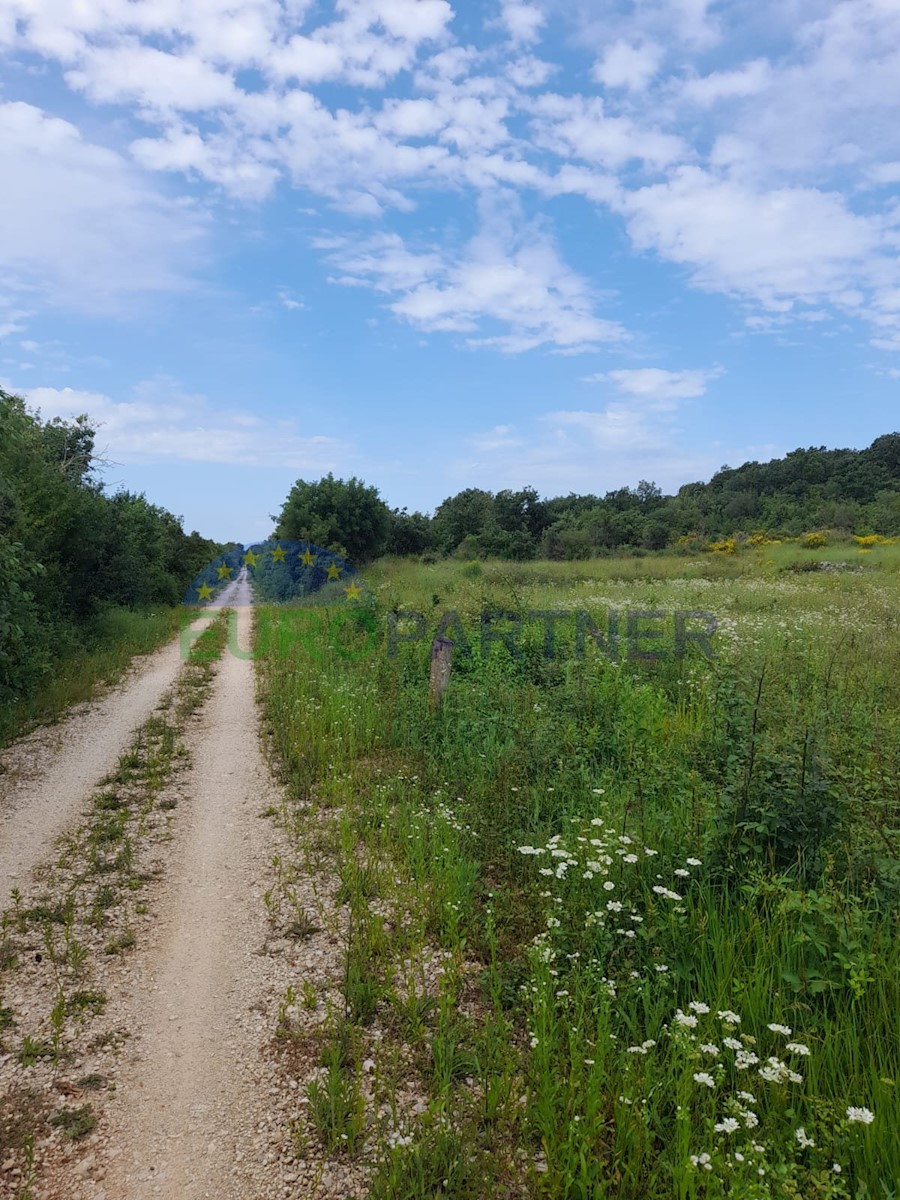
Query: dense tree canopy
275 435 899 565
378 434 900 561
0 389 222 714
274 473 390 563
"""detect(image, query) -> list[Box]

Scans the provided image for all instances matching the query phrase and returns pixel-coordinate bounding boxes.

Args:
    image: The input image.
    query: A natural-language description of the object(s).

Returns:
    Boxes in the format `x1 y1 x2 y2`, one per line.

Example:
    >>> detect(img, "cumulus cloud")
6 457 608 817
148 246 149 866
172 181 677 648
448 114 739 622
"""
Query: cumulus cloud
498 2 546 47
17 378 347 469
621 167 882 311
317 200 628 353
0 101 206 314
583 366 724 407
3 0 900 354
592 41 664 92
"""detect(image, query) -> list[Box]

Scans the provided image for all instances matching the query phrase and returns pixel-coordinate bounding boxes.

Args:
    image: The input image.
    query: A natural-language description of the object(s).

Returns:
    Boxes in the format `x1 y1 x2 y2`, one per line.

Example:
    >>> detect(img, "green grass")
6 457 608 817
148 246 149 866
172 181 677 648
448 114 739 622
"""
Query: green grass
259 550 899 1198
0 606 182 747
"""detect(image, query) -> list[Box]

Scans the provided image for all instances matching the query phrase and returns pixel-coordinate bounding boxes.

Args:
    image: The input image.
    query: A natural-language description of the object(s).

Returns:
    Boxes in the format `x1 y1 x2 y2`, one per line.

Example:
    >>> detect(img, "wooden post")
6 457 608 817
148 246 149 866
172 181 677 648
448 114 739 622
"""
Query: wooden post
429 637 454 711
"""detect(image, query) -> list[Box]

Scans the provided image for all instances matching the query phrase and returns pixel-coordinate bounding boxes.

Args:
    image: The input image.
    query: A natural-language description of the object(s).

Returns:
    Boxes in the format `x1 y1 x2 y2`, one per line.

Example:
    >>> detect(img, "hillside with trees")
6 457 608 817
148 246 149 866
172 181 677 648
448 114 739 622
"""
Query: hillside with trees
0 389 223 728
274 433 900 563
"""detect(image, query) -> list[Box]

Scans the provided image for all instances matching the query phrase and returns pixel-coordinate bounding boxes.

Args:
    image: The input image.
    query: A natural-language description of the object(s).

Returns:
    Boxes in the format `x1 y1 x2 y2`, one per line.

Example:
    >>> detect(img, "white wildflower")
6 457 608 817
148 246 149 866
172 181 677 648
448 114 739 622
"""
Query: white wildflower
795 1127 815 1149
652 886 682 901
714 1117 740 1134
846 1106 875 1125
693 1072 716 1088
675 1010 698 1028
785 1042 810 1056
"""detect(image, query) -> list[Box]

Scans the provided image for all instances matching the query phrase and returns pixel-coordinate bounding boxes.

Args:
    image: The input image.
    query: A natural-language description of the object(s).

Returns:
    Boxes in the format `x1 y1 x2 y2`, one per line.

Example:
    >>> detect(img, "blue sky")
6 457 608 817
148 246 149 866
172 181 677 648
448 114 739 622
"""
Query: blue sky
1 0 899 543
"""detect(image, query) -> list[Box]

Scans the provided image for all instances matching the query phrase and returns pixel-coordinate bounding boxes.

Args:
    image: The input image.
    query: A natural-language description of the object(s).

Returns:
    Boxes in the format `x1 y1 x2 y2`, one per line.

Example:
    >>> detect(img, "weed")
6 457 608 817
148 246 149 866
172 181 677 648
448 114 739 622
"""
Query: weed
18 1036 53 1066
306 1041 366 1153
104 928 136 955
49 1105 97 1141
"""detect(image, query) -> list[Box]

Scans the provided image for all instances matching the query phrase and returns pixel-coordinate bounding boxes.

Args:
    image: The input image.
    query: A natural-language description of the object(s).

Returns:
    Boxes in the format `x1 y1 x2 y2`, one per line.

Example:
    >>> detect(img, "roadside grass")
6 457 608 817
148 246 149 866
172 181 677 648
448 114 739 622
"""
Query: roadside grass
0 606 183 748
0 611 227 1181
258 552 899 1199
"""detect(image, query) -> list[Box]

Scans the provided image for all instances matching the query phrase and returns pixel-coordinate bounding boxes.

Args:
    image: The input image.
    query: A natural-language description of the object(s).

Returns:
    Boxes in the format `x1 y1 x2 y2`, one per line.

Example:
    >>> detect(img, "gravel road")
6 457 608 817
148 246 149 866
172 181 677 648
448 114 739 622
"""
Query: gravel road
0 615 212 903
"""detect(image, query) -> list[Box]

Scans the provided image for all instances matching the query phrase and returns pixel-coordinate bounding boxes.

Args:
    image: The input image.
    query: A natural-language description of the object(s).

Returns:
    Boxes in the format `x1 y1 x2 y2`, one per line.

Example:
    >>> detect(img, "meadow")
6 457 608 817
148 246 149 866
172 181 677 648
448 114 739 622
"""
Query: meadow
257 543 899 1199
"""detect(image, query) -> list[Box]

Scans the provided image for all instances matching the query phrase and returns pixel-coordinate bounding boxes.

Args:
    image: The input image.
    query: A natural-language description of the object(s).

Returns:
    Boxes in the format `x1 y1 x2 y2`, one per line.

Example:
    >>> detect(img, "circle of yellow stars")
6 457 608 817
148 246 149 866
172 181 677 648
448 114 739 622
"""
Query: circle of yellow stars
196 544 362 603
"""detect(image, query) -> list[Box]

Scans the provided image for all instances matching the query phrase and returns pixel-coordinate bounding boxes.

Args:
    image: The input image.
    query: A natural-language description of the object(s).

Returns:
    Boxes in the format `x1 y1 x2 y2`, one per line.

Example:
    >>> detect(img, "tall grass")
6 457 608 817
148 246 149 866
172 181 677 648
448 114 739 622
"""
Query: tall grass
258 549 899 1198
0 607 182 747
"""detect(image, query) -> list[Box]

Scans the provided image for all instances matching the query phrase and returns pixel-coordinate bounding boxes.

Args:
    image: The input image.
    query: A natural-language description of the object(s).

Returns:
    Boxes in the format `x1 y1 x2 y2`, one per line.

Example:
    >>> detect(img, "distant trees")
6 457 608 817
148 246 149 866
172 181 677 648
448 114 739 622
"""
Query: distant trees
273 432 899 564
385 508 433 556
0 388 222 713
274 473 390 563
380 434 900 560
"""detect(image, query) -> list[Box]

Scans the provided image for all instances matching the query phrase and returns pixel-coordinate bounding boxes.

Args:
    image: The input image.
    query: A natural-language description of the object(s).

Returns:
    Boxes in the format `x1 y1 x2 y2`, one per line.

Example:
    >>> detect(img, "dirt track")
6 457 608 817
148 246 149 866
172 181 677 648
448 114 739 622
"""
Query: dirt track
99 588 278 1200
0 616 211 902
0 576 319 1200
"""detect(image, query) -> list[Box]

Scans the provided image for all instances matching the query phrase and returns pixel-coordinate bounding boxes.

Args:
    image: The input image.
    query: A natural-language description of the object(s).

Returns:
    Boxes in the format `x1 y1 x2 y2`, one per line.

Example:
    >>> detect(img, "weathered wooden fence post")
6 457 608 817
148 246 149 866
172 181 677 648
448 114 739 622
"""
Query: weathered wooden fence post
429 637 454 711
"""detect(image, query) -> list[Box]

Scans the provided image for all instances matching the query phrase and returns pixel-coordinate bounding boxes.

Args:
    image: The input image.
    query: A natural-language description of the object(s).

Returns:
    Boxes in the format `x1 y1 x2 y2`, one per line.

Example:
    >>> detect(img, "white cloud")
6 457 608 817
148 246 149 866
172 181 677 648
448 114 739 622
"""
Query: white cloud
17 378 347 469
3 0 900 359
499 2 546 47
530 94 686 171
583 366 724 406
66 46 241 112
680 60 771 106
318 200 628 353
456 410 726 497
471 424 523 452
0 102 205 314
868 162 900 186
593 41 663 92
621 167 883 310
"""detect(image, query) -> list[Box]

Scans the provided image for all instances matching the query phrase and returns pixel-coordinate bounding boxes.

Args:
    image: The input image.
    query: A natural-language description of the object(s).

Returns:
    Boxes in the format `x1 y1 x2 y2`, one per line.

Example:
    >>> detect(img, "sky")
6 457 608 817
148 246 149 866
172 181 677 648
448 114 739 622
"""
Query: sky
1 0 899 543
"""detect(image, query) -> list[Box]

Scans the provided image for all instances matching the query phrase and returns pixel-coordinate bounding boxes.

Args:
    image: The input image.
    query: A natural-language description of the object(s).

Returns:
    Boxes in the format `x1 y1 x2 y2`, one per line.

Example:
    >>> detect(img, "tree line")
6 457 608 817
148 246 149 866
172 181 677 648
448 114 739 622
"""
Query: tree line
274 433 900 563
1 389 223 716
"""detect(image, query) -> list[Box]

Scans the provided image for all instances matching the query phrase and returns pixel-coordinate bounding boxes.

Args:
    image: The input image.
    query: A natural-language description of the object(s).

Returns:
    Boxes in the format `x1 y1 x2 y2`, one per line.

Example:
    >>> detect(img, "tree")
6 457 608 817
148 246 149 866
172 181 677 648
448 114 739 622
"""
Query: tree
274 474 390 564
432 489 495 555
0 387 231 733
385 508 434 556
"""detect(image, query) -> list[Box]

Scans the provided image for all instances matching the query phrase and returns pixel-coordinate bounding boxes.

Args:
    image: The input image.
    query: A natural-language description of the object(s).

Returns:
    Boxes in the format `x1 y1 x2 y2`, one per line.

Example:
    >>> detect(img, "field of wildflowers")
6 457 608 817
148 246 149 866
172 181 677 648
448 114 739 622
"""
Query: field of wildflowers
257 545 899 1198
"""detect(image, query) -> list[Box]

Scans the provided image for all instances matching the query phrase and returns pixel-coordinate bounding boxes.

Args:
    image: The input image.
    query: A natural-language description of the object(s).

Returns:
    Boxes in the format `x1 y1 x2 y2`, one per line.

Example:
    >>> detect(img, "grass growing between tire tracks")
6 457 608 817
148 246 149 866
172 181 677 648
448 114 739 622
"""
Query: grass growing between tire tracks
0 612 227 1187
258 552 899 1200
